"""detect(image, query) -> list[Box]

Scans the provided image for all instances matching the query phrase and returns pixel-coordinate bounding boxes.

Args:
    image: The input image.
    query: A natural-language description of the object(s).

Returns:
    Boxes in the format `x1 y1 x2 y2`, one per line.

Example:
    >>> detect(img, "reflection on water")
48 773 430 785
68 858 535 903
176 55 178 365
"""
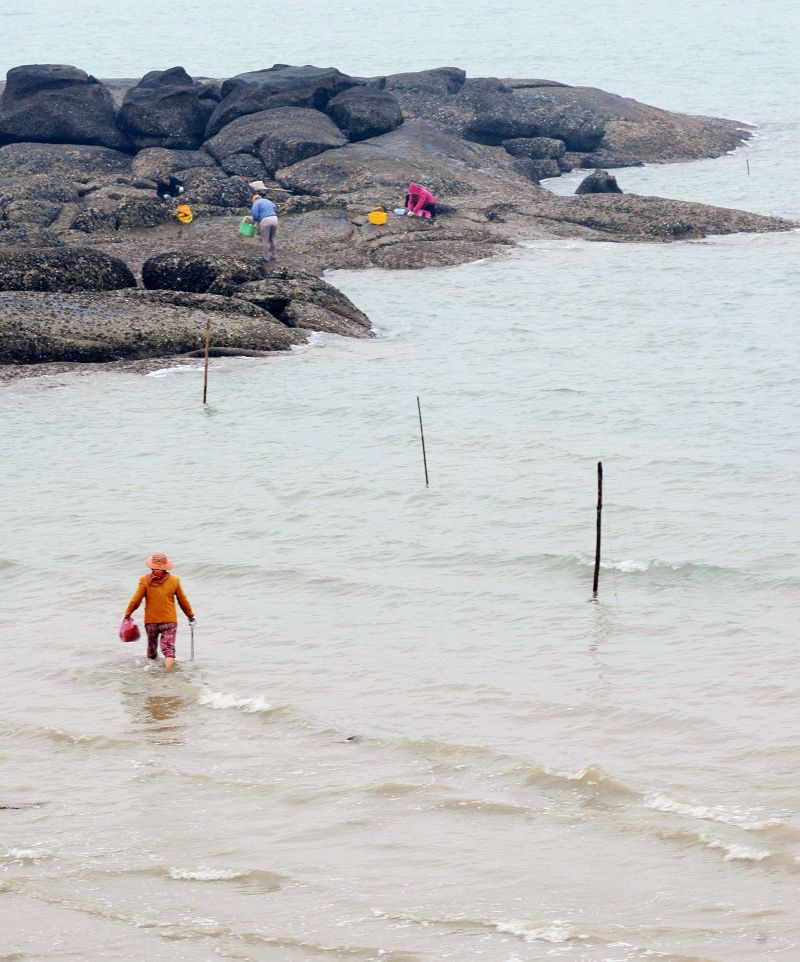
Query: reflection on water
121 680 188 746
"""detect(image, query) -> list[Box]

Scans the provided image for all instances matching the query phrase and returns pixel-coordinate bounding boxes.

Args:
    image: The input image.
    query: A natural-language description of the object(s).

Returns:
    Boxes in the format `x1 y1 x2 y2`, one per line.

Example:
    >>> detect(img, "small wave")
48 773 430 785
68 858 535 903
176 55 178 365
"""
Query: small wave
644 793 782 831
0 721 129 749
1 848 51 863
434 798 530 816
702 837 773 862
517 762 639 798
494 919 590 943
197 688 275 714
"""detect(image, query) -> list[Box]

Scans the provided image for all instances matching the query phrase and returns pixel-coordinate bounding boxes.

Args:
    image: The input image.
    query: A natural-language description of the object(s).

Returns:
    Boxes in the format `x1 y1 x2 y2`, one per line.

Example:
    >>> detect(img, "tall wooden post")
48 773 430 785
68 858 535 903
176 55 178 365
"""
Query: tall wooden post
593 461 603 597
417 396 429 487
202 320 211 404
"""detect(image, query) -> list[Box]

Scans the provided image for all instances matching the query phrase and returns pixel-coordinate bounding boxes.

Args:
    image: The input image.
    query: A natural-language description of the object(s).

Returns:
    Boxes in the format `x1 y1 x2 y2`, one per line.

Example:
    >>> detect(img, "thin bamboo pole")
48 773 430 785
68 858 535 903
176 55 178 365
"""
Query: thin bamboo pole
593 461 603 596
417 396 429 487
202 319 211 404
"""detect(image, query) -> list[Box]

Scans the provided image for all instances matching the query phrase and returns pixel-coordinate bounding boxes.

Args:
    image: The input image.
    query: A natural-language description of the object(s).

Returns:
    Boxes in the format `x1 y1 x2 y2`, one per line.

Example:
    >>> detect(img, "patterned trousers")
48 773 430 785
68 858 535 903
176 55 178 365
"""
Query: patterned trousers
145 622 177 659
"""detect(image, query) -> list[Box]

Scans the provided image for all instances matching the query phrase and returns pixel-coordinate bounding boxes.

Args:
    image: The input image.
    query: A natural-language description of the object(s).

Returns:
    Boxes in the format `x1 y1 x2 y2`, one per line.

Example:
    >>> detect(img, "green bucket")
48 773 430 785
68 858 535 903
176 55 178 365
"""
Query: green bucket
239 220 257 237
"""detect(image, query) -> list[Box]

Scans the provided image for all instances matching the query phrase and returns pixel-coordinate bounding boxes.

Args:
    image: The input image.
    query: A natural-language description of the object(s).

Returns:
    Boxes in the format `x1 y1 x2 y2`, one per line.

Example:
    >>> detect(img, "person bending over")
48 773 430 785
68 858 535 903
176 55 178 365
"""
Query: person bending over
405 182 437 220
156 174 185 202
251 192 279 265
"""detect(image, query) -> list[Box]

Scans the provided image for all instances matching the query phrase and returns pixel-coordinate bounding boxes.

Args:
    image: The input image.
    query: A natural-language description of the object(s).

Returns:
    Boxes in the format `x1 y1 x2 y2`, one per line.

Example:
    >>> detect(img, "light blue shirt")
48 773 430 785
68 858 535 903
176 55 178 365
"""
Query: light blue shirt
251 198 278 221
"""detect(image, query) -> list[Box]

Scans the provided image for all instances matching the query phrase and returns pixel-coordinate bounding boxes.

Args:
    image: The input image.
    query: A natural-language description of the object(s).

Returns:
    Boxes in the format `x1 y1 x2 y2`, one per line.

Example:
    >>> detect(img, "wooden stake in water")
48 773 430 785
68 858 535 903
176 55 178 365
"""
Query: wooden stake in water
746 159 750 176
417 396 429 487
593 461 603 597
202 319 211 404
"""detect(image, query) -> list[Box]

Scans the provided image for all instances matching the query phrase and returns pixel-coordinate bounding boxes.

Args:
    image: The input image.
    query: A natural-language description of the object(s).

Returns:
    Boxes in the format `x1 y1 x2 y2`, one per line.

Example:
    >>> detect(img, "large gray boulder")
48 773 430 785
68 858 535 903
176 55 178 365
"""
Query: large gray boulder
206 65 359 138
0 288 304 364
326 88 403 142
0 65 130 151
382 67 466 97
206 107 346 177
0 246 135 291
117 67 212 150
234 269 372 338
575 169 623 194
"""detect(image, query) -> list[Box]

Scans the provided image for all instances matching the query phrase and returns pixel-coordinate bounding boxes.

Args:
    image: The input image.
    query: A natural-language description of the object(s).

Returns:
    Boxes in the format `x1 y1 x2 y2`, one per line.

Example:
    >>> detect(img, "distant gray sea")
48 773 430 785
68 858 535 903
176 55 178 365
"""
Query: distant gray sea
1 2 799 960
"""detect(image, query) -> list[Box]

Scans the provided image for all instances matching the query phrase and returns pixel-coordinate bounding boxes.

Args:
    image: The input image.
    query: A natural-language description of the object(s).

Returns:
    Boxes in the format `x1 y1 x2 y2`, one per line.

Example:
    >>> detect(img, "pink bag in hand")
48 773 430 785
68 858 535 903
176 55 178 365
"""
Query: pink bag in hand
119 617 140 643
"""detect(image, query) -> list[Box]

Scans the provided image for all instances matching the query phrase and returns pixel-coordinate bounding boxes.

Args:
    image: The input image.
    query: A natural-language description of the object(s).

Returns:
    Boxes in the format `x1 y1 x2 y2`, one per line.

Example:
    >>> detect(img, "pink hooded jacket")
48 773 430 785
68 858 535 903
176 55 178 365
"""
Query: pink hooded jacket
407 182 436 214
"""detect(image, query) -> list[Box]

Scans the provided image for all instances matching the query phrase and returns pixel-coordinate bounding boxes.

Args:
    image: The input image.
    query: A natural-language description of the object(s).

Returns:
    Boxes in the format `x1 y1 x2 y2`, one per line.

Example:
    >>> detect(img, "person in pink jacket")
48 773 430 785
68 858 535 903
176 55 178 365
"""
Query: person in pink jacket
405 182 437 220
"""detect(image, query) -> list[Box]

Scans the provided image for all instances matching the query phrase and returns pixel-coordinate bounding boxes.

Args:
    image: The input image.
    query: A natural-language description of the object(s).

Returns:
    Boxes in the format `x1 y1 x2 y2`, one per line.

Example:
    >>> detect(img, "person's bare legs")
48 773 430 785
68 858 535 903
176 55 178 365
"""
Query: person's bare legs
164 657 175 671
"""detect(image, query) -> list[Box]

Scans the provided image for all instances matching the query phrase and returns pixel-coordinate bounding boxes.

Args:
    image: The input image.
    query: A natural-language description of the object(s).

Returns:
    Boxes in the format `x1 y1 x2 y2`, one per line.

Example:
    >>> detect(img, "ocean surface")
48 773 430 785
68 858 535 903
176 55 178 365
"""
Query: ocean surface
1 3 799 960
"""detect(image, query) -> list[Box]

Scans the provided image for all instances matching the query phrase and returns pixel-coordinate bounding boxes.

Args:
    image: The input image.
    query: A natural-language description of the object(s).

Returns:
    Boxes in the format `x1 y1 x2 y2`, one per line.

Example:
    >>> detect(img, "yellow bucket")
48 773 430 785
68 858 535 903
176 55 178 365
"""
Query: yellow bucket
368 209 387 225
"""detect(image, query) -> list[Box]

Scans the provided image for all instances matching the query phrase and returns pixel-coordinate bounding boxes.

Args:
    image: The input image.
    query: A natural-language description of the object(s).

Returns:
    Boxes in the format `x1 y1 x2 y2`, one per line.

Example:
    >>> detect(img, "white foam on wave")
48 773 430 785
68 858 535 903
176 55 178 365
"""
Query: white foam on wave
145 365 199 378
495 919 589 943
644 793 780 831
197 688 274 714
2 848 50 862
169 867 246 881
700 835 772 862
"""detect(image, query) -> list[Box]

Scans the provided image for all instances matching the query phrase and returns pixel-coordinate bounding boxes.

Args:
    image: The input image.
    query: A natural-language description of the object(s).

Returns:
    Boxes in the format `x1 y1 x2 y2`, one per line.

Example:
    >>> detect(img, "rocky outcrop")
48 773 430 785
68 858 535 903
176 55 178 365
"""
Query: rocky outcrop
206 65 360 138
326 88 403 142
234 270 373 337
0 246 135 292
0 288 305 363
206 107 347 177
117 67 212 150
140 253 372 337
275 119 535 199
142 251 264 296
0 65 129 151
502 136 566 161
576 169 623 194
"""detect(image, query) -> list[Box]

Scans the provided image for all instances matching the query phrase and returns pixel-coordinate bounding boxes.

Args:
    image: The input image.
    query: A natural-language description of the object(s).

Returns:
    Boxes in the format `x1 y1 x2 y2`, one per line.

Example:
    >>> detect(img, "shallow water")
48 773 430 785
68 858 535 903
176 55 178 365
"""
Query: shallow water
2 2 799 960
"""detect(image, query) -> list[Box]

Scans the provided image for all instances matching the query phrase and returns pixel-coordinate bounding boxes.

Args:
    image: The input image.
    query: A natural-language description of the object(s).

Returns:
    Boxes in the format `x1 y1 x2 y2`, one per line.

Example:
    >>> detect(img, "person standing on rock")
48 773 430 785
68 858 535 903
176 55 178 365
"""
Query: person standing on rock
156 174 185 202
123 552 195 670
251 193 279 265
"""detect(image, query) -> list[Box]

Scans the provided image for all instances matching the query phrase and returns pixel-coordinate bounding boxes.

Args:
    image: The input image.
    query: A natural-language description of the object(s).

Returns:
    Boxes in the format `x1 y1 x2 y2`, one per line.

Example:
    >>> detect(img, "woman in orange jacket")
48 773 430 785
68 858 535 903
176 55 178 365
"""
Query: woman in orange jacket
124 551 195 670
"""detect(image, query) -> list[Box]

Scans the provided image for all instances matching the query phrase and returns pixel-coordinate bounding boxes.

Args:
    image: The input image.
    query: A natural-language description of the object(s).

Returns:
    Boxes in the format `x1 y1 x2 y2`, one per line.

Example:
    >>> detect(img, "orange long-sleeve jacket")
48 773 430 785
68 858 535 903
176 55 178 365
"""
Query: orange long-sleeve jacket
125 575 194 624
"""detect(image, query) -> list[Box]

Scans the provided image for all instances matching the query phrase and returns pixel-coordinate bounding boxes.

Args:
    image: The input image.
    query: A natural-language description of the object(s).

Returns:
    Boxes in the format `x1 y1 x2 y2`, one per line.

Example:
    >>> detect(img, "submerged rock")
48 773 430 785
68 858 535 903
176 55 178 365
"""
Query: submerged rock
235 269 373 338
576 169 623 194
0 246 135 292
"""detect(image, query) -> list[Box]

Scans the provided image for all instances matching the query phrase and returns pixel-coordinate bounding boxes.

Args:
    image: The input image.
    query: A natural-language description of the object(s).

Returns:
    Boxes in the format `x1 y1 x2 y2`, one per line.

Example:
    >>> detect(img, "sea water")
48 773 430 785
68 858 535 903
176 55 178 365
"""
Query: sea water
1 2 799 960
